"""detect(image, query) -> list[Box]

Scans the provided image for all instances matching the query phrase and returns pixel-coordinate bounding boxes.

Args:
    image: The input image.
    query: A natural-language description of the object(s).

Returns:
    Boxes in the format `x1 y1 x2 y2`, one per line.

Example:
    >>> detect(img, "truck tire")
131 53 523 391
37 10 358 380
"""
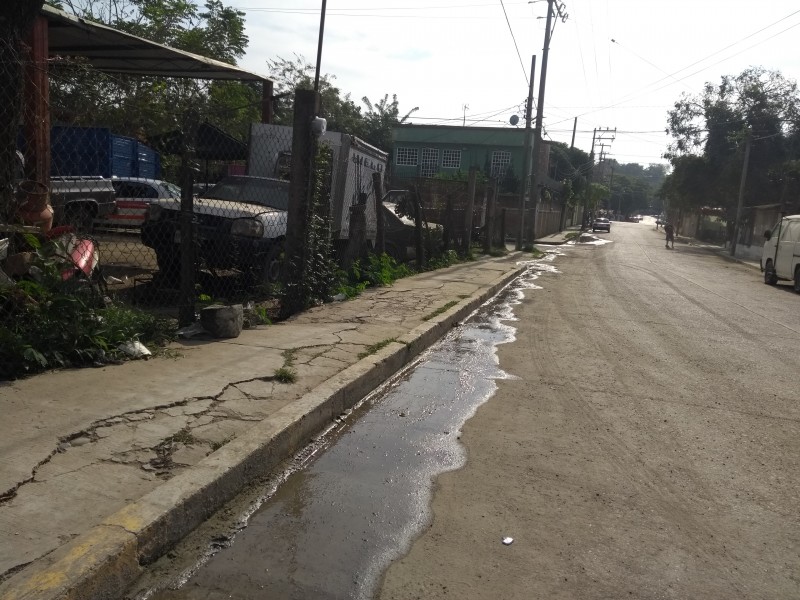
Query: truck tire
63 204 95 233
155 249 181 285
247 244 283 286
794 266 800 293
764 260 778 285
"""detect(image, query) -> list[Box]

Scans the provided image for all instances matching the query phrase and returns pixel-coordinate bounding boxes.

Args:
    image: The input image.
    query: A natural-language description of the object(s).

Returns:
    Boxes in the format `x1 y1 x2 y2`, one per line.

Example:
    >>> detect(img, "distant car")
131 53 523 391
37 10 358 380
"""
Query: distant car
96 177 181 229
592 217 611 232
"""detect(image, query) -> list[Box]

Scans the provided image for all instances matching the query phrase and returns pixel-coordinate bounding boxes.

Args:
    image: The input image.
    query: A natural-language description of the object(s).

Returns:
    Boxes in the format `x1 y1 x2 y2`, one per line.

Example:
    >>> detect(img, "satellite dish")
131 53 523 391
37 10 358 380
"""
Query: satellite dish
509 114 519 126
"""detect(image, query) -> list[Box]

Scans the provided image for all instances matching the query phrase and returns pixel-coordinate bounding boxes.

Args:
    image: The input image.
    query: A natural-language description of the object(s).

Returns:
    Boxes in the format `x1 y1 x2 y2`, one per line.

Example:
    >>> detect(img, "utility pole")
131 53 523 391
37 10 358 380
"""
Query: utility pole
583 127 615 229
528 0 568 242
313 0 327 91
516 55 536 250
730 129 752 257
570 116 577 148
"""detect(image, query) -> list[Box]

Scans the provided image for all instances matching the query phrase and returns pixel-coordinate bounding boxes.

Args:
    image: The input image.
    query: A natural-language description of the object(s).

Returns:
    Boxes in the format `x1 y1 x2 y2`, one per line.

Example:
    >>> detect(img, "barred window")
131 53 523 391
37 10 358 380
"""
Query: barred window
420 148 439 178
491 150 511 178
395 147 418 166
442 149 461 169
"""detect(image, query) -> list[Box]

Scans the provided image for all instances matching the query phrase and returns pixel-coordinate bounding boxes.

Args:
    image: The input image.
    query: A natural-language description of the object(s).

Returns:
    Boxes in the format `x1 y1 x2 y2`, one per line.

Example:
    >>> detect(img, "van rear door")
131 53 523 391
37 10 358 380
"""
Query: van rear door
776 220 800 279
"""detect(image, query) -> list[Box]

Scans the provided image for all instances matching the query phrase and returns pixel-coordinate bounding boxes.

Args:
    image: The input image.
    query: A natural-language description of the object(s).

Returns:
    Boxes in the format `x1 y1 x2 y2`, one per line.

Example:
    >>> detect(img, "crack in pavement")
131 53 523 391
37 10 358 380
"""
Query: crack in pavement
0 373 294 505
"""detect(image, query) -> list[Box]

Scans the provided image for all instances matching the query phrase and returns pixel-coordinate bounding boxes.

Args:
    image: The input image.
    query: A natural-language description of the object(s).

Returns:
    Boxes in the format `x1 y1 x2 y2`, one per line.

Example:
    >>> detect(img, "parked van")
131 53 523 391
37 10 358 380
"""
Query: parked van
761 214 800 291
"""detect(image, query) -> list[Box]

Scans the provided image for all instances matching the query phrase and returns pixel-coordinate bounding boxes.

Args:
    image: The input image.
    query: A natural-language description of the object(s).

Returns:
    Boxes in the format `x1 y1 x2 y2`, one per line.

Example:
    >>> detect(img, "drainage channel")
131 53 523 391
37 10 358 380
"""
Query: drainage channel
134 256 559 600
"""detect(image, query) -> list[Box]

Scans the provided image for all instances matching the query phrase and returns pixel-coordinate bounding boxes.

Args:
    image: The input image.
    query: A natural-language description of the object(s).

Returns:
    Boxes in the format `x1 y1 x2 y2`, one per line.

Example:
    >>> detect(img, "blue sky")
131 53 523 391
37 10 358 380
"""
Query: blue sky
230 1 800 167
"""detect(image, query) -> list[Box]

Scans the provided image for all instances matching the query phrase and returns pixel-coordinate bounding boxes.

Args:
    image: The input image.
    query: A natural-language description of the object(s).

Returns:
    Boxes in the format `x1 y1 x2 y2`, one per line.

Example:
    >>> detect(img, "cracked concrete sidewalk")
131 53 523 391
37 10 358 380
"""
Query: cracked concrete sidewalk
0 254 526 593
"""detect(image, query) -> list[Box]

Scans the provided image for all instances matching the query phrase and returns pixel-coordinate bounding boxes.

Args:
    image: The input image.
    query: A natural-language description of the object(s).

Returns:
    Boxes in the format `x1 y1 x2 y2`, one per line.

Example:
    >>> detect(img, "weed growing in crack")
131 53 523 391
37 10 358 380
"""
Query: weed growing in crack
422 300 459 321
274 367 297 384
210 437 233 452
171 428 197 446
357 337 398 360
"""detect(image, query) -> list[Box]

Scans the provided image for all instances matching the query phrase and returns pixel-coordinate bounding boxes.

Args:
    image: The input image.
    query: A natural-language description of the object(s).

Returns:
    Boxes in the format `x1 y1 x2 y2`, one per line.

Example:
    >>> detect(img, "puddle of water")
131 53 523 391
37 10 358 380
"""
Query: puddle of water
143 256 559 600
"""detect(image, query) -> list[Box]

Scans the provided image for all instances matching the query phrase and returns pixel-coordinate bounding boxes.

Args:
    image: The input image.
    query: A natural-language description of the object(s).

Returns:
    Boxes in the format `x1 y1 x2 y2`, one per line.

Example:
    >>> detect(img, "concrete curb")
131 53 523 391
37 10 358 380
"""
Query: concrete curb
0 262 526 600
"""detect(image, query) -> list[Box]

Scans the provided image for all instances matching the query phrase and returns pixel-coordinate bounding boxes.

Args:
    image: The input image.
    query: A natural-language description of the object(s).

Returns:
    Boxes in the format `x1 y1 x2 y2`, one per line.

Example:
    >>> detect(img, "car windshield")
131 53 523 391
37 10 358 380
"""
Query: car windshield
161 182 182 197
205 177 289 211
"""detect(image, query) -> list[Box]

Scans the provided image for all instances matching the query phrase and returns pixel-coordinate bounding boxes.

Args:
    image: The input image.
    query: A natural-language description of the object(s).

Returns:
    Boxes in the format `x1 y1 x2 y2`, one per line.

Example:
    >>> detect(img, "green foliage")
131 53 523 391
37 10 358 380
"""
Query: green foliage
422 300 459 322
47 0 256 180
335 253 411 298
0 241 175 379
273 367 297 384
280 143 339 314
664 66 800 216
426 249 461 271
267 56 417 151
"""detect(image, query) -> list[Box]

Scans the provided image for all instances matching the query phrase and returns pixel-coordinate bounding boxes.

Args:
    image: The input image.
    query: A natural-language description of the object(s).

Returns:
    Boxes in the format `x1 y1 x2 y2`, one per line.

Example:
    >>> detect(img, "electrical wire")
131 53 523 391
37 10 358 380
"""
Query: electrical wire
499 0 529 87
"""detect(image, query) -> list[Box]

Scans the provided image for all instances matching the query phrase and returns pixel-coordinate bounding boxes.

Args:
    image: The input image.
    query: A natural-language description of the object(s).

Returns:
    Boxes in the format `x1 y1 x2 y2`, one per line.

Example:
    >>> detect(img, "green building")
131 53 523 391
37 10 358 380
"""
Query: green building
390 124 553 195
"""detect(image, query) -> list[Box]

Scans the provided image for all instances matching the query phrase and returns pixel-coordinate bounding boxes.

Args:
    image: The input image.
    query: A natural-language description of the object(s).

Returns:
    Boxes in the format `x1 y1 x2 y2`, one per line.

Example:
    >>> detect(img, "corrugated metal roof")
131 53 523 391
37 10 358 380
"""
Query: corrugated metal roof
43 4 273 83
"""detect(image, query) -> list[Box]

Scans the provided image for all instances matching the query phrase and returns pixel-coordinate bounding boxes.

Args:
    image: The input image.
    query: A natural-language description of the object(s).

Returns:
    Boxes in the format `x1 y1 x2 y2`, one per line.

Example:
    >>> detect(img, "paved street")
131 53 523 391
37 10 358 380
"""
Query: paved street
380 221 800 599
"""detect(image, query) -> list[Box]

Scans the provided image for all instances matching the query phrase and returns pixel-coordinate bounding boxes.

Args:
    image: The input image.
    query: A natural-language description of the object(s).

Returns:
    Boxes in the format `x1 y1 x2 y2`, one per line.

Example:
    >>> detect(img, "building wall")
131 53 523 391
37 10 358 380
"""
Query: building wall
391 124 550 186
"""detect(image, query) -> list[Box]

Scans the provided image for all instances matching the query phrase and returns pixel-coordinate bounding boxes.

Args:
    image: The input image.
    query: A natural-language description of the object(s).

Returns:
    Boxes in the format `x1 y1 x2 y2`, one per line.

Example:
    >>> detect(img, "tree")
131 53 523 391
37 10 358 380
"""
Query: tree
546 142 591 207
47 0 258 169
586 183 609 213
665 67 800 216
266 54 365 137
266 55 418 152
361 94 418 151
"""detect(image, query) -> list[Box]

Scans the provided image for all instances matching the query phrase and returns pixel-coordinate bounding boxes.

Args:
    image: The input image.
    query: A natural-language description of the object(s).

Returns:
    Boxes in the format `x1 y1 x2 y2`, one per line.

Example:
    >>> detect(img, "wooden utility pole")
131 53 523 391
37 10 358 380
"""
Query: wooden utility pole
730 129 752 257
463 166 478 253
516 55 536 250
528 0 568 243
372 172 385 255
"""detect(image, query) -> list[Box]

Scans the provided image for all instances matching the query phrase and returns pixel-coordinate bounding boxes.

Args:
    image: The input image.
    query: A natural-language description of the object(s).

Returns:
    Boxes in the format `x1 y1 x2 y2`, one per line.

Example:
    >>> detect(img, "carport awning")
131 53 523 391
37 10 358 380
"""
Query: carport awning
42 4 273 83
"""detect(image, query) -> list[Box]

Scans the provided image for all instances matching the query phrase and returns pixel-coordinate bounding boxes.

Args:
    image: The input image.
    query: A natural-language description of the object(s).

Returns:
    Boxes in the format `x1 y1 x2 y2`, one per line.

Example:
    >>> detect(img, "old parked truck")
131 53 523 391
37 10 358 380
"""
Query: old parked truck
247 123 387 247
141 124 388 283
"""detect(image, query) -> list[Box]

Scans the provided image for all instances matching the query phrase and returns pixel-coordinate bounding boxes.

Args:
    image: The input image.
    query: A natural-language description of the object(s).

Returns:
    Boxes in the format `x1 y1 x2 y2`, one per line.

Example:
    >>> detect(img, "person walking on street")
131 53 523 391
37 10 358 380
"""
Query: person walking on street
664 222 675 249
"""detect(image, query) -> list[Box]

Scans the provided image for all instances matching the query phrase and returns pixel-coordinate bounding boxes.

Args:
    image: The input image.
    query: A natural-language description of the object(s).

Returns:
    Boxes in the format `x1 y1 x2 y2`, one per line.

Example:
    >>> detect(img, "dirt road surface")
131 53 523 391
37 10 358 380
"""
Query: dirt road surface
379 222 800 599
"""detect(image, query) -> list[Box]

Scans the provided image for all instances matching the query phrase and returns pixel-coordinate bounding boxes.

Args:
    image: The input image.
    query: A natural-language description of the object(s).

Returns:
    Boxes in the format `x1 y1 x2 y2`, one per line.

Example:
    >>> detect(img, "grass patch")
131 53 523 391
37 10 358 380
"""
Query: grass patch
422 300 459 321
210 436 233 451
274 367 297 384
564 231 581 241
281 348 297 368
171 428 196 446
357 337 397 360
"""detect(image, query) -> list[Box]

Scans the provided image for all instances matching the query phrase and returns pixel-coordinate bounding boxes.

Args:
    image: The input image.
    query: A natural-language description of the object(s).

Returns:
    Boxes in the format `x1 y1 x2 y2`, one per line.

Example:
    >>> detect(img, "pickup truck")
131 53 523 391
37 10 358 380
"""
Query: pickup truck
141 175 288 283
50 176 116 231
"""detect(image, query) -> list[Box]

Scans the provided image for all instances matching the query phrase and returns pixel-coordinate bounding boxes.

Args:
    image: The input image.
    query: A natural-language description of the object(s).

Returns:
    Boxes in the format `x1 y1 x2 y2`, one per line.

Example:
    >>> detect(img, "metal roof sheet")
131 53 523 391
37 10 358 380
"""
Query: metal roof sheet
42 4 273 83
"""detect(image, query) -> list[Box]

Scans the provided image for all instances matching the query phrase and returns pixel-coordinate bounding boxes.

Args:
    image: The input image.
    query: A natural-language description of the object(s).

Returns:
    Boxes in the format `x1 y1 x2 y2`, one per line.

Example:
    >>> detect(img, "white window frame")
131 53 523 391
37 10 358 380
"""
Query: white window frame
491 150 512 178
442 149 461 169
420 148 439 178
395 147 419 167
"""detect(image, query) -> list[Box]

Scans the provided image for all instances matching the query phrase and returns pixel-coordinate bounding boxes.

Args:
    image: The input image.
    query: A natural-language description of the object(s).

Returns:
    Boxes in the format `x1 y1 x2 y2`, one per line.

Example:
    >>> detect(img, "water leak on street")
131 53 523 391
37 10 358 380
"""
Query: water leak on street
140 253 561 600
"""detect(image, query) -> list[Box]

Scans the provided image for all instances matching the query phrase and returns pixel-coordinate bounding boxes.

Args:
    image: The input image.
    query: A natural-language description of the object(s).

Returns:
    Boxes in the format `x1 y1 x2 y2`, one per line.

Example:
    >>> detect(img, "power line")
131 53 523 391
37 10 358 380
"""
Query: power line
499 0 529 87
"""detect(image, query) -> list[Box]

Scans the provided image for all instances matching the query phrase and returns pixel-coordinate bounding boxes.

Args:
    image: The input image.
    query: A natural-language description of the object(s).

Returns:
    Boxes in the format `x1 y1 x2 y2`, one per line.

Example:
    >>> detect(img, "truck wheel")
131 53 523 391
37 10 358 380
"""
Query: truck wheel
764 260 778 285
794 266 800 293
248 244 283 286
63 205 95 233
155 250 181 285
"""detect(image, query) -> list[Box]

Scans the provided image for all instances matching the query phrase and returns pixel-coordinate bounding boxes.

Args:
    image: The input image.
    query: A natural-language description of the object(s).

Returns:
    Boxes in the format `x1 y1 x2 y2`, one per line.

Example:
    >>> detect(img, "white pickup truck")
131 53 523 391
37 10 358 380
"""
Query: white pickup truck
141 175 288 284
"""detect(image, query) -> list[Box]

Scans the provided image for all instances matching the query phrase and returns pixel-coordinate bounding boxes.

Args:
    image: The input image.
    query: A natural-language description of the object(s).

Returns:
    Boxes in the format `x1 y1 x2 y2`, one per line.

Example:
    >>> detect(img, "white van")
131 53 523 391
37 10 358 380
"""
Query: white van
761 214 800 291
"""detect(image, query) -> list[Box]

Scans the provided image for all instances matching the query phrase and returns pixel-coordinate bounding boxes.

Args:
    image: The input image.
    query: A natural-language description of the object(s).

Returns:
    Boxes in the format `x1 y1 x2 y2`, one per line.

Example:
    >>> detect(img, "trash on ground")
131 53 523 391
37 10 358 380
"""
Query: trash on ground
502 537 514 545
177 322 209 339
118 340 152 358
